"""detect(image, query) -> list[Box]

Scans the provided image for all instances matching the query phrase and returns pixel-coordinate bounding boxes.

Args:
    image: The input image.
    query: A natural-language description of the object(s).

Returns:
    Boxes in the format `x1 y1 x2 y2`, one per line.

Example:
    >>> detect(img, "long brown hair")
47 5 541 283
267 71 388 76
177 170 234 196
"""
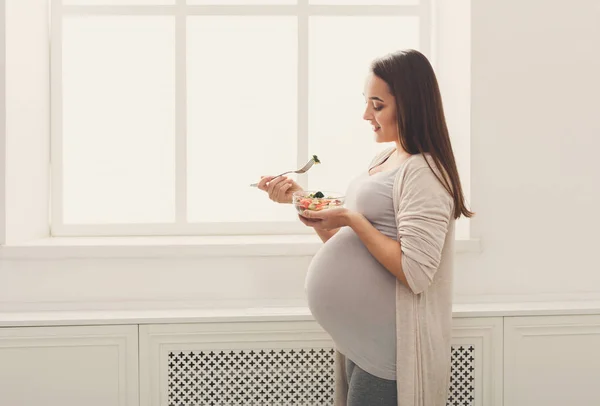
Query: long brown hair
371 49 474 219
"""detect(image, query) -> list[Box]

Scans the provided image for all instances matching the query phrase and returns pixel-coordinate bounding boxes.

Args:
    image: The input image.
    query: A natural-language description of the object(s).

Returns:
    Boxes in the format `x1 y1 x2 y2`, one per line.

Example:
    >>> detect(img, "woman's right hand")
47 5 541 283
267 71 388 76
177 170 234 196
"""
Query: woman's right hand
256 176 303 204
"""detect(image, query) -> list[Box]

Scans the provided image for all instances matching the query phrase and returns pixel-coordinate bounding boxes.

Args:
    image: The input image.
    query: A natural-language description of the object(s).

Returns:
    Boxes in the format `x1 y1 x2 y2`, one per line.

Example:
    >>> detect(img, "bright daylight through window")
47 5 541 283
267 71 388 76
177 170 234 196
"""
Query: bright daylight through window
51 0 470 239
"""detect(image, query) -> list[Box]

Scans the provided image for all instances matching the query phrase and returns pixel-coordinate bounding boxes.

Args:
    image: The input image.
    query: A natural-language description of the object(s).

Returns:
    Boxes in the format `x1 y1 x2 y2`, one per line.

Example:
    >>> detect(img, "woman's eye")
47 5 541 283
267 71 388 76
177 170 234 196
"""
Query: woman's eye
374 106 383 111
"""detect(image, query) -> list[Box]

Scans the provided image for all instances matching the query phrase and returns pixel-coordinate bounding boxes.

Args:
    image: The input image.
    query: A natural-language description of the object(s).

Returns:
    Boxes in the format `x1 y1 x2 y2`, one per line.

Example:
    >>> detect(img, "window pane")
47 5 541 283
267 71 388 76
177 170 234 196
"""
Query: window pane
64 0 174 4
310 0 418 4
308 17 419 193
188 0 296 4
187 17 298 223
62 16 176 224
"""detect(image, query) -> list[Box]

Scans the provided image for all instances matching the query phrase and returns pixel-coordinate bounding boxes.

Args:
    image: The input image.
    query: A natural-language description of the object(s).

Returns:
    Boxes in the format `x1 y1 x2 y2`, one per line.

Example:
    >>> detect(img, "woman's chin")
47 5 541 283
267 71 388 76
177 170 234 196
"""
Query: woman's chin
373 132 391 143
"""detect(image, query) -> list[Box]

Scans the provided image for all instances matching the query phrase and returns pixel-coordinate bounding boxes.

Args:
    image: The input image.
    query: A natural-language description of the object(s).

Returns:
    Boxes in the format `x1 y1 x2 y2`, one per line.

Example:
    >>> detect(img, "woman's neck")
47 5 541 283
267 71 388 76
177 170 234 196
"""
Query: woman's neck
393 143 412 162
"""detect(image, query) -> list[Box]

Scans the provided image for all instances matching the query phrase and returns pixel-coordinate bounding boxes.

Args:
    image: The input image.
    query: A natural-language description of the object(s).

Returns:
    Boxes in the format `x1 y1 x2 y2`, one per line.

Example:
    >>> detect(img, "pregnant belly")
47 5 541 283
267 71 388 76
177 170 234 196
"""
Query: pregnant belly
305 227 397 341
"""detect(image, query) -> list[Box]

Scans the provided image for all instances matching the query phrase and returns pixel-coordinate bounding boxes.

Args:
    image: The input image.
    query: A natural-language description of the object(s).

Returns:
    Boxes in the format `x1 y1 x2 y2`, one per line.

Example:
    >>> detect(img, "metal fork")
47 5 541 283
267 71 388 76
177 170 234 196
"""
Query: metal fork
250 157 316 187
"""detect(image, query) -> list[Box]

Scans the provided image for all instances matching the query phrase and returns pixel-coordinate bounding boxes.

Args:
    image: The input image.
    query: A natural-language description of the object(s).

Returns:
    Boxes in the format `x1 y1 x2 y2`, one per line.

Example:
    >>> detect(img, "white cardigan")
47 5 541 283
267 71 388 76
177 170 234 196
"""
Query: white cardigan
333 148 456 406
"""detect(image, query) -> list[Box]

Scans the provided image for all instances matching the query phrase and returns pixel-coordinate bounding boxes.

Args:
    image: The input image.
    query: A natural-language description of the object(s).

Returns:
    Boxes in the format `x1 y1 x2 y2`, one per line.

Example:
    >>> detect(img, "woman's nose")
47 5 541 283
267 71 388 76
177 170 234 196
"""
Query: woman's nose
362 107 372 121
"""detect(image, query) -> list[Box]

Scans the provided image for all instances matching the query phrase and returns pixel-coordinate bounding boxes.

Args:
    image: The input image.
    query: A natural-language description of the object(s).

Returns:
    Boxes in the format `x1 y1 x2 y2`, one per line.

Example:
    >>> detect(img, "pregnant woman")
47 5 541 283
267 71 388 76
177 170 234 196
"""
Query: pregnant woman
257 49 473 406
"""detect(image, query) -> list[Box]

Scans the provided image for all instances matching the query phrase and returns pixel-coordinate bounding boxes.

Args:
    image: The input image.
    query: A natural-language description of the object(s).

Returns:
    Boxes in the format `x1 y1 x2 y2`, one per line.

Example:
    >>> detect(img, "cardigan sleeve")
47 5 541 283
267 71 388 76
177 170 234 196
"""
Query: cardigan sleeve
396 164 454 294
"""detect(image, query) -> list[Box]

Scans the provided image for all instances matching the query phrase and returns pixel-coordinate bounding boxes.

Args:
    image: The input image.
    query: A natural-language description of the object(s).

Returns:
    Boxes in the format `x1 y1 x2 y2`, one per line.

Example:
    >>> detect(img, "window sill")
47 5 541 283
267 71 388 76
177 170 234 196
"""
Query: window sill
0 235 482 260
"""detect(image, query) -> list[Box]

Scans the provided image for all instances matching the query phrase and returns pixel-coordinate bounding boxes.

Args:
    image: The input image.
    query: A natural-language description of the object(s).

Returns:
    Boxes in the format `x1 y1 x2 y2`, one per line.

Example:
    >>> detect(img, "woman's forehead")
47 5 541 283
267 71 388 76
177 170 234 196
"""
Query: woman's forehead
364 74 392 97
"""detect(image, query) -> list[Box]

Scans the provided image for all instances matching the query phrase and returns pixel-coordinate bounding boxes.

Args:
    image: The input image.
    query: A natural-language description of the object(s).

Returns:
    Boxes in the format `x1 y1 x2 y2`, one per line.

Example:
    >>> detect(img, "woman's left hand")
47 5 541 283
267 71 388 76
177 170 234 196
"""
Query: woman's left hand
298 207 357 231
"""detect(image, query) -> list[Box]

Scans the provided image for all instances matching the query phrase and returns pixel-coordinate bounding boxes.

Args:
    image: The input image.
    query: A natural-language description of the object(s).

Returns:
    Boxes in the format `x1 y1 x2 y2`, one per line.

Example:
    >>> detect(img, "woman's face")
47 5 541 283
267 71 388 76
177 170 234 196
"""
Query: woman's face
363 73 398 143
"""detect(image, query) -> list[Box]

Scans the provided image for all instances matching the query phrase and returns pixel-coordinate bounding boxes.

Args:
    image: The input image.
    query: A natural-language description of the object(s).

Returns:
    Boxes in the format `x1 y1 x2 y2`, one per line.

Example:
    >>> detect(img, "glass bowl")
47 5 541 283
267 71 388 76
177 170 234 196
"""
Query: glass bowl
292 190 345 214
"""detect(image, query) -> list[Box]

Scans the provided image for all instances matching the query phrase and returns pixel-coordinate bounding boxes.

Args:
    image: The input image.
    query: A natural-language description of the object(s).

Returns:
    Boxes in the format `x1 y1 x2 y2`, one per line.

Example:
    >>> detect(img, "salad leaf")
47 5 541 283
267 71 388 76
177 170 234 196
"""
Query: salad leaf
312 155 321 164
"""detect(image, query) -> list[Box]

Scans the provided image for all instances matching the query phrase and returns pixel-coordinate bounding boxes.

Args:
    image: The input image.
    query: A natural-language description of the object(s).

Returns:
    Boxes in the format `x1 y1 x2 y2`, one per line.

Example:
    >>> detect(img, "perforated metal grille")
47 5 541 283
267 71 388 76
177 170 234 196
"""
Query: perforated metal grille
448 345 476 406
168 348 335 405
167 345 476 405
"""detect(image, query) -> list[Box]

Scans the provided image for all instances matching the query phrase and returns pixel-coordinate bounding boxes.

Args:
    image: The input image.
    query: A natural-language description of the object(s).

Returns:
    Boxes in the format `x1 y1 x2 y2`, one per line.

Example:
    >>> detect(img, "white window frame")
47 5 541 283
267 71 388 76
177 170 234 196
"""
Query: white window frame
50 0 433 237
0 0 5 247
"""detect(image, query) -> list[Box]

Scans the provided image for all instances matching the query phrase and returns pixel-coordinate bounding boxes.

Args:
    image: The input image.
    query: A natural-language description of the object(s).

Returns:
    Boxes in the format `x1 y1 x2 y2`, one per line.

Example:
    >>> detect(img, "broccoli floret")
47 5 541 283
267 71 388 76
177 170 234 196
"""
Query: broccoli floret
312 155 321 164
314 191 325 198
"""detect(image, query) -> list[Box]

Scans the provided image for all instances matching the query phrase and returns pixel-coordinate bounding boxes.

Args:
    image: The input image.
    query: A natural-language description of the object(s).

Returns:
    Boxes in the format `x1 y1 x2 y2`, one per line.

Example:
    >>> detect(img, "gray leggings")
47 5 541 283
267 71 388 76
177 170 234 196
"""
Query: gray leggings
345 358 397 406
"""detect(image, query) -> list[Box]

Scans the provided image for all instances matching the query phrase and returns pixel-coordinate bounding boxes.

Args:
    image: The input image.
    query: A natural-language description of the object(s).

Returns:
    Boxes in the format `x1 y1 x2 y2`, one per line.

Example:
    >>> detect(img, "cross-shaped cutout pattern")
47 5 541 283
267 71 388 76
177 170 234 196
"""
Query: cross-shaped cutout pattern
167 345 475 405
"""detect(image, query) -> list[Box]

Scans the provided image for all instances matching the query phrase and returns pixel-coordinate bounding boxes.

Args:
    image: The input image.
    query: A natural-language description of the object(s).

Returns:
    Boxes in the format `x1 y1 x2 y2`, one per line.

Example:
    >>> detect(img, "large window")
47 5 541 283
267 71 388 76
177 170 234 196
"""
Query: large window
51 0 469 237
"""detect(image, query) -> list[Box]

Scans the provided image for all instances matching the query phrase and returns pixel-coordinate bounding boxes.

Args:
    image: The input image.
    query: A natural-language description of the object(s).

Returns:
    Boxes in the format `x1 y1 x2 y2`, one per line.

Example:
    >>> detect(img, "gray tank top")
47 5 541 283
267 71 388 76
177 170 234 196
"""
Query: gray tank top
305 167 400 380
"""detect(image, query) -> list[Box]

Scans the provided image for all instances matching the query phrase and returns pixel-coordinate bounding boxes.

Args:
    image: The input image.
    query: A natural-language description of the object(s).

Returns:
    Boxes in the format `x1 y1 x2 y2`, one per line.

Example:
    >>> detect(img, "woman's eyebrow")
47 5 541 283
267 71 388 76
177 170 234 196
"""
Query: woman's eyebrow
363 93 385 102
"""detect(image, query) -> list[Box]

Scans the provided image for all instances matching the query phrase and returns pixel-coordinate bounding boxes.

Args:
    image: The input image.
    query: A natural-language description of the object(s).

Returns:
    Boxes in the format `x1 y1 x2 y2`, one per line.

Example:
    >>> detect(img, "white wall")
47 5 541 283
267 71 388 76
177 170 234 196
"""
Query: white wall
4 0 50 245
454 0 600 302
1 0 600 311
0 255 313 311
